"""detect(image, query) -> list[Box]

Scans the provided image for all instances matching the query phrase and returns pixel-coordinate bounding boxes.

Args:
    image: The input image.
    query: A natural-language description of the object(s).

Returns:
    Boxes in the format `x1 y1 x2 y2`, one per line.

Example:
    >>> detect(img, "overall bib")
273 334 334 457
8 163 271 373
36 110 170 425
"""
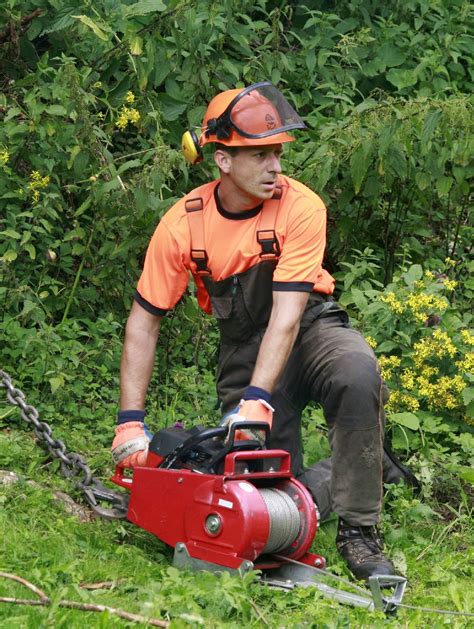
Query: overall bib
186 188 387 526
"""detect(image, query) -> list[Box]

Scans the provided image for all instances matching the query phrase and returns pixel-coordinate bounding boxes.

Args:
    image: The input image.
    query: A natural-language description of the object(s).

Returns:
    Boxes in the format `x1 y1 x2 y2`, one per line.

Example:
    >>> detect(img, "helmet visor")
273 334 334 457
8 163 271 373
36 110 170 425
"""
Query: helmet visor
226 82 307 139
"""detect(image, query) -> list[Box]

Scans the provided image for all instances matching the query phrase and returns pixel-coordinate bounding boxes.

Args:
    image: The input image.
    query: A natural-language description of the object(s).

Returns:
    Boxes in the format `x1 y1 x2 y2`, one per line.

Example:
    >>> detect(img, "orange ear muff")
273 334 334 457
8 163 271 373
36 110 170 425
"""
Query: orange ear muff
181 129 203 164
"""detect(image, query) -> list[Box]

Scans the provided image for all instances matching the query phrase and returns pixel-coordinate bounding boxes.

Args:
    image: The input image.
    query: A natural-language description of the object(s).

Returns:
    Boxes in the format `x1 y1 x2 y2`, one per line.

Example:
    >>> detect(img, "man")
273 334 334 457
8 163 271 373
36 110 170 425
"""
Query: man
112 83 404 581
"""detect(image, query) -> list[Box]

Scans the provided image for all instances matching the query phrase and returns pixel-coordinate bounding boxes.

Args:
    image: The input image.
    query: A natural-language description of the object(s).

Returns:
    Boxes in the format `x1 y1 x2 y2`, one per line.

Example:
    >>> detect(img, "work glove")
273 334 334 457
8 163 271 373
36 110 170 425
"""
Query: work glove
220 386 274 444
111 410 151 468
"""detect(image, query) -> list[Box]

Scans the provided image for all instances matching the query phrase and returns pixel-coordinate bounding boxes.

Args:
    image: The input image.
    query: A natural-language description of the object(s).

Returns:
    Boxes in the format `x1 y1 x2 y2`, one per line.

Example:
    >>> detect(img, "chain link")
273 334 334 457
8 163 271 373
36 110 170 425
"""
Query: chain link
0 369 128 519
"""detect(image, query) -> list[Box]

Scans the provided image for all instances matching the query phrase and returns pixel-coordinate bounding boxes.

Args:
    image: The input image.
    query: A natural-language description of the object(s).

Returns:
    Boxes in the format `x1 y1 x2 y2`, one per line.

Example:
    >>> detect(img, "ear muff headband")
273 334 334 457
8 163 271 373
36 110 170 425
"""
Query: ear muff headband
181 129 203 165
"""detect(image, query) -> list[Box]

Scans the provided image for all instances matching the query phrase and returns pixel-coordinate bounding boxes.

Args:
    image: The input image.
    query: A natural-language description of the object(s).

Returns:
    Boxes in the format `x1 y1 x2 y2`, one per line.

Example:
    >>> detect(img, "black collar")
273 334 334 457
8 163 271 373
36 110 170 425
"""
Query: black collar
214 184 263 220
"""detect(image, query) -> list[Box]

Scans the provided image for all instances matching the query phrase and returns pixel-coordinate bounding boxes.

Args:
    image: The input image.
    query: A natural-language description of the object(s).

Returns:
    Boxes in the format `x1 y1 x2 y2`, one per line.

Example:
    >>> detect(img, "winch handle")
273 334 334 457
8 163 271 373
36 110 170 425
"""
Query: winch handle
226 420 271 447
223 449 292 475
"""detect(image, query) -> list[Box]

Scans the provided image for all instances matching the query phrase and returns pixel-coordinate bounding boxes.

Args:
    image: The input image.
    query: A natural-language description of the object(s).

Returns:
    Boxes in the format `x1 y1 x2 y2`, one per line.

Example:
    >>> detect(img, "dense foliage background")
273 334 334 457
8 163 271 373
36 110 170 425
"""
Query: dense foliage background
1 0 473 625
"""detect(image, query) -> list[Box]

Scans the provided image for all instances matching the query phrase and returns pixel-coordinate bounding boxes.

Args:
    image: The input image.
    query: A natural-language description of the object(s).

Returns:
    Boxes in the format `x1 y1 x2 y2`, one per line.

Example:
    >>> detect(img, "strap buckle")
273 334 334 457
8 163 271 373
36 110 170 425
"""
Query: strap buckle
191 249 211 276
257 229 281 260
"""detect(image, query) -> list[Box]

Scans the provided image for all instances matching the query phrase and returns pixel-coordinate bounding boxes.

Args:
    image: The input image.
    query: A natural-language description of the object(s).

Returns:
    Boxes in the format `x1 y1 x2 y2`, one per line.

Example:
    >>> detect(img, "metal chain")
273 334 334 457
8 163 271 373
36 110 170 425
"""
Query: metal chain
0 369 128 519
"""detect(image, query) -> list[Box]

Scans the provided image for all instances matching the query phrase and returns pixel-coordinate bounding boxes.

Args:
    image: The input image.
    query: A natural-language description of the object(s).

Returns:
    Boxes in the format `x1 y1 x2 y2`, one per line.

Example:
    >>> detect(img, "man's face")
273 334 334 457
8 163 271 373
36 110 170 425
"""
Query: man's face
215 144 283 203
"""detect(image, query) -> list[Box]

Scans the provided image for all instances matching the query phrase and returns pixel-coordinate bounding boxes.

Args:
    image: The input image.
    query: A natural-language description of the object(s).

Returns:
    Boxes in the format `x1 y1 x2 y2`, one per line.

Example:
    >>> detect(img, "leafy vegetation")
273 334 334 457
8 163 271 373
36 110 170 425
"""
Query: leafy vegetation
1 0 473 625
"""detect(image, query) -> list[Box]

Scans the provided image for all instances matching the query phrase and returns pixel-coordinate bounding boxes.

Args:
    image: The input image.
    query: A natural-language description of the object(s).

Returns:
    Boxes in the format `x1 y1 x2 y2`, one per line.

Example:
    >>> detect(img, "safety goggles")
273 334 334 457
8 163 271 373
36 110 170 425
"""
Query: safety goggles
205 82 307 141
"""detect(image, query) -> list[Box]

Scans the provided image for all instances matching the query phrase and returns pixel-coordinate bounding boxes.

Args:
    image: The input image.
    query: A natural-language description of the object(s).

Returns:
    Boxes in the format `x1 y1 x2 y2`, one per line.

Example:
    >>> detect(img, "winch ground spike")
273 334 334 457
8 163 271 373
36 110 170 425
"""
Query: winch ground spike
267 555 407 614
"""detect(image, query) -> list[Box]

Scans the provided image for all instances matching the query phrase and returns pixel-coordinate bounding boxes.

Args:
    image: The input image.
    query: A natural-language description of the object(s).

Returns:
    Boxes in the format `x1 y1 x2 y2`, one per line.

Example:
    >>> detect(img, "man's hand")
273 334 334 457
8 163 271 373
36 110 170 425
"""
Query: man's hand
112 420 150 467
221 387 274 444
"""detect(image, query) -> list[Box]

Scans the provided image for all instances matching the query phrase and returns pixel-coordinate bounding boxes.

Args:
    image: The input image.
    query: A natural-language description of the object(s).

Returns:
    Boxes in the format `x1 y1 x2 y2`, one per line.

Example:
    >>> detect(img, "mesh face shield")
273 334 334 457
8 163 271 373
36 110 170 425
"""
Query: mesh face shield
204 82 307 142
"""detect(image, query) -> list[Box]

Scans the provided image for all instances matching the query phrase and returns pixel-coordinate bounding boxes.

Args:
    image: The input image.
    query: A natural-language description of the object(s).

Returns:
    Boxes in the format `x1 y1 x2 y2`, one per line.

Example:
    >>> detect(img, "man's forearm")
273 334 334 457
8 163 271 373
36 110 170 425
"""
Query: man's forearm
120 302 161 410
250 291 309 394
250 322 300 393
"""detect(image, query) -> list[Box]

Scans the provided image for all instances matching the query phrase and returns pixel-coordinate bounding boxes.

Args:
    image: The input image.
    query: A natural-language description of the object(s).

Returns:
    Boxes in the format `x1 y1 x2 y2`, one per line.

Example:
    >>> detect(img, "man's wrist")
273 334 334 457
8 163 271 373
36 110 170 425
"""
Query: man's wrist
242 386 271 404
117 409 146 425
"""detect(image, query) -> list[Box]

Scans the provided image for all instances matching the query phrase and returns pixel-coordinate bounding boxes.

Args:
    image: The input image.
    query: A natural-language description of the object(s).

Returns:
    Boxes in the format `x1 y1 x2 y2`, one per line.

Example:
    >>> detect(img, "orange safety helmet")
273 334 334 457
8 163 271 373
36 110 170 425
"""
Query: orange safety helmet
201 82 307 147
181 82 307 164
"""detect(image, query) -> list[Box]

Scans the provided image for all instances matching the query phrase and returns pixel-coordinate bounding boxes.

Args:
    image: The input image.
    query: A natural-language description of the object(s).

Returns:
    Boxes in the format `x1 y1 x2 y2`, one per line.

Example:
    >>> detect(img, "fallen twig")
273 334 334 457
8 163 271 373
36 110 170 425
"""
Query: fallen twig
0 572 169 627
0 572 49 602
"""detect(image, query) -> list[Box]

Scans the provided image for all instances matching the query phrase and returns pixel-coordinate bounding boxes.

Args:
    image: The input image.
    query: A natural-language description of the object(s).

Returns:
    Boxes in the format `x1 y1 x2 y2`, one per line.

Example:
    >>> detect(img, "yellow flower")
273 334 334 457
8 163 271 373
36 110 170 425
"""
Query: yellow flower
125 90 135 104
128 108 140 124
115 106 141 130
116 111 129 130
413 329 457 367
406 292 448 323
93 81 102 89
386 390 420 413
380 292 405 314
96 111 105 120
443 279 458 291
456 353 474 374
424 270 435 280
461 330 474 346
378 355 401 380
28 170 50 204
400 369 416 390
365 336 377 349
444 257 456 268
0 147 9 165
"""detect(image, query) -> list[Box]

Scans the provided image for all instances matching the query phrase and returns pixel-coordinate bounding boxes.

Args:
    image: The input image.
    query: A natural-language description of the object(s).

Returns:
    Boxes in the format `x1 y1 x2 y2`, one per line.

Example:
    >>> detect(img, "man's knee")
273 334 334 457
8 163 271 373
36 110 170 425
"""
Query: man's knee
321 352 383 429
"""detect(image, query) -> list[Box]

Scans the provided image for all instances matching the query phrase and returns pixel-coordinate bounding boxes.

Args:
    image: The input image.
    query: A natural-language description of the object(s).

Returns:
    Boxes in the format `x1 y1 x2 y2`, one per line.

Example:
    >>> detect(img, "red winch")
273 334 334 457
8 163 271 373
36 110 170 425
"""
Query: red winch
111 421 407 612
112 421 325 573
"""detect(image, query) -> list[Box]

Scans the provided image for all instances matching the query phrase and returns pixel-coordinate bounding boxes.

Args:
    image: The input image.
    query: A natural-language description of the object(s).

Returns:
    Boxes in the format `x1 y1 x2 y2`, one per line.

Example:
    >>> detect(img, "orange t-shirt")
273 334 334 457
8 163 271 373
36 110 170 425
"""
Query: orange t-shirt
136 175 335 316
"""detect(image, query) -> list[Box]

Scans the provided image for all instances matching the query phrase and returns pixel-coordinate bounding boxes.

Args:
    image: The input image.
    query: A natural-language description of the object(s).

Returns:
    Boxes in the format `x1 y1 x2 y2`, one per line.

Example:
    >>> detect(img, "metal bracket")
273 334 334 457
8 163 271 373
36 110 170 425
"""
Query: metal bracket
173 543 254 575
368 575 407 613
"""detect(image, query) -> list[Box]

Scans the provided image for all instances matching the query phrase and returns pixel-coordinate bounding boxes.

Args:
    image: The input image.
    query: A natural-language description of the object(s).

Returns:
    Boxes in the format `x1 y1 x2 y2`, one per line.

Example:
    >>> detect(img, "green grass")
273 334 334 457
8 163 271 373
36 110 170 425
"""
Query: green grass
1 428 473 628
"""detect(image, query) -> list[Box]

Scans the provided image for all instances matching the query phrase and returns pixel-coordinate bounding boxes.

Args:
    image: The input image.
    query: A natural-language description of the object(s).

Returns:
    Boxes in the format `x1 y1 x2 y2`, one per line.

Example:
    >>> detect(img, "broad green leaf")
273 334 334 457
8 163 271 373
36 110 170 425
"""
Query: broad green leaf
375 341 398 353
24 243 36 260
221 59 240 81
21 300 37 316
402 264 423 286
2 250 18 262
1 229 21 239
46 105 67 116
462 387 474 406
350 141 372 194
390 412 420 431
49 375 65 394
436 176 453 197
156 94 187 121
415 171 431 191
351 287 368 311
72 15 111 41
456 466 474 485
129 35 143 56
386 69 418 90
421 110 442 147
378 43 406 68
124 0 166 17
117 159 142 175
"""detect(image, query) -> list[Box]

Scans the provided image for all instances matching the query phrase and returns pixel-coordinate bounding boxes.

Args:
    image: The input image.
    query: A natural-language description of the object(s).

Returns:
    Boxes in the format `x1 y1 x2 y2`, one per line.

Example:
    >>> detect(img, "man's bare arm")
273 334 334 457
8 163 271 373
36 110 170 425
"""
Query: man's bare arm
120 301 162 410
250 291 310 393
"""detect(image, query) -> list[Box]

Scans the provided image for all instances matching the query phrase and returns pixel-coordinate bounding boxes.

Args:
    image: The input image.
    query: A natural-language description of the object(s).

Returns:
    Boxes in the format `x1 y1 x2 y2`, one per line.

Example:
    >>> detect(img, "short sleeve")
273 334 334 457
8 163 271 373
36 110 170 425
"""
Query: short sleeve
272 202 327 292
135 220 190 313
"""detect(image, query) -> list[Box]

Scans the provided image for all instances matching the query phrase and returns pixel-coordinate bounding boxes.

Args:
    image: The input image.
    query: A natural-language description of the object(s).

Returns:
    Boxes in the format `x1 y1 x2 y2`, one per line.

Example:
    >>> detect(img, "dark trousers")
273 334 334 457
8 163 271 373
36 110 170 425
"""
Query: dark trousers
217 311 385 526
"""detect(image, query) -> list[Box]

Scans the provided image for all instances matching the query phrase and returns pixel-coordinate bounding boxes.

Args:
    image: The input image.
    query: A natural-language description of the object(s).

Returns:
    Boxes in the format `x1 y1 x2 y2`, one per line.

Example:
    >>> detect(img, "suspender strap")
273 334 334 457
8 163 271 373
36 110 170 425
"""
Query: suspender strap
257 184 282 260
185 197 212 276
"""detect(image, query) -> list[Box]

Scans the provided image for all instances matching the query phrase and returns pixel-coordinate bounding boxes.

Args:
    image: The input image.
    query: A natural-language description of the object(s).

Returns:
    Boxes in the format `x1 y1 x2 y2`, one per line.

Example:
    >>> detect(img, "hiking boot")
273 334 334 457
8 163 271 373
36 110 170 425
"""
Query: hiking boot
336 519 396 582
